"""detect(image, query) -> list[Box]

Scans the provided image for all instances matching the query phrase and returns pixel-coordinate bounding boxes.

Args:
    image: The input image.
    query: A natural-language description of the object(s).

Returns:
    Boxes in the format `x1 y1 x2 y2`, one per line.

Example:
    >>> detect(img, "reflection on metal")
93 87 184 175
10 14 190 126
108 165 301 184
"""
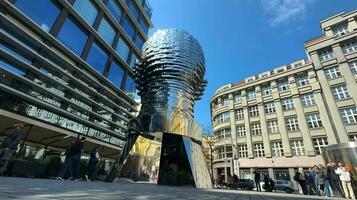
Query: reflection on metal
117 29 212 188
323 142 357 174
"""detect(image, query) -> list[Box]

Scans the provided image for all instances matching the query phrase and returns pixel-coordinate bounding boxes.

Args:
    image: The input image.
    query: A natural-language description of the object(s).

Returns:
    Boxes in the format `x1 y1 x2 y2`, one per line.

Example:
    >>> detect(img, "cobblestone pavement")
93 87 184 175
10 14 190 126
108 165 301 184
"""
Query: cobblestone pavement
0 177 345 200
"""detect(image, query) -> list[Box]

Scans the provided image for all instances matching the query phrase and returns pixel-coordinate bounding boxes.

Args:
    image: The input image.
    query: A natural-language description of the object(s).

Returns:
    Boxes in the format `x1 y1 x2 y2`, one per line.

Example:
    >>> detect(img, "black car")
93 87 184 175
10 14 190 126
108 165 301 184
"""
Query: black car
233 179 254 190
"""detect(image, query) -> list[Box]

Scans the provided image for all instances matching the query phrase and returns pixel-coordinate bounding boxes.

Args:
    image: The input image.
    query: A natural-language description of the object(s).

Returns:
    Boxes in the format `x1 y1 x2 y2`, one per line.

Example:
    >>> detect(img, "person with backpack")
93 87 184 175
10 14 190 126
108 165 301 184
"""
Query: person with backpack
0 123 24 175
294 167 308 195
57 136 86 181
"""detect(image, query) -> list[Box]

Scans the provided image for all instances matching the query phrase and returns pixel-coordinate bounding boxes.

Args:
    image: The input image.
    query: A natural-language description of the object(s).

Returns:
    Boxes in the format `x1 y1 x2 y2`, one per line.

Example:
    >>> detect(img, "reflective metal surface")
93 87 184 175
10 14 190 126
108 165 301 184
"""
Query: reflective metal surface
116 29 212 188
323 142 357 168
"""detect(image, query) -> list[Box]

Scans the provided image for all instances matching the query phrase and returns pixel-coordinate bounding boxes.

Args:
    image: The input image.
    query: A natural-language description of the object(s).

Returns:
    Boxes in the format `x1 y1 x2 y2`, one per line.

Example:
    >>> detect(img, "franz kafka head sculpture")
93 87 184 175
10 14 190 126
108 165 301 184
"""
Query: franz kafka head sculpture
134 29 207 133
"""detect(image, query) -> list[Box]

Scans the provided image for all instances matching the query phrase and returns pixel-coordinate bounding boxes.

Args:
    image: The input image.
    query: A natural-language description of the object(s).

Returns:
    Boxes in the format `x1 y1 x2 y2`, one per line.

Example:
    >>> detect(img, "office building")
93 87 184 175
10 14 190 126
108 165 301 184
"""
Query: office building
210 10 357 184
0 0 153 160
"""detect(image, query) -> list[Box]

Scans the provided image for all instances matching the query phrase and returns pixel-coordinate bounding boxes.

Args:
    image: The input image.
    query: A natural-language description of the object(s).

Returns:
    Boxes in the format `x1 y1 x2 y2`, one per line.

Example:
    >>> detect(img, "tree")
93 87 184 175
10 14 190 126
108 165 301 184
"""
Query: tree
202 126 216 182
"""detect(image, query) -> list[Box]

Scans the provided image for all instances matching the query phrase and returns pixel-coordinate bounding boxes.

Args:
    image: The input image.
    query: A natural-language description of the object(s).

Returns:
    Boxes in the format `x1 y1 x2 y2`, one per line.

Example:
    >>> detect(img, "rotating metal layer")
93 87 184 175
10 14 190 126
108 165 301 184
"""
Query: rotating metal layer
134 29 207 139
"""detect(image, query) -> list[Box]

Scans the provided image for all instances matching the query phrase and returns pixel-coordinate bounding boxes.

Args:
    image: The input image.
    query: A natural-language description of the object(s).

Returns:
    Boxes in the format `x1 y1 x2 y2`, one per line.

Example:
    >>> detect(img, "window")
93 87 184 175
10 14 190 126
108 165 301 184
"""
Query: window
271 141 284 157
215 128 231 140
108 61 124 88
73 0 98 26
282 98 294 111
286 117 299 131
215 112 230 124
251 123 262 136
86 42 108 74
306 113 323 128
332 23 349 36
127 0 140 19
247 89 256 100
129 53 138 68
216 145 233 159
261 84 272 96
34 108 43 117
107 0 123 22
139 17 149 34
57 18 88 55
124 75 136 95
254 143 265 157
235 109 244 120
267 120 279 134
349 133 357 141
116 38 130 62
324 66 341 80
222 96 229 106
339 107 357 124
301 93 316 107
265 102 276 114
234 93 242 103
15 0 60 32
249 105 259 117
274 169 290 181
135 34 144 49
341 41 357 54
291 140 305 156
277 79 289 92
331 84 351 101
98 18 116 45
349 61 357 74
123 17 135 39
238 145 248 158
318 49 334 61
236 125 246 137
313 137 328 155
296 74 309 87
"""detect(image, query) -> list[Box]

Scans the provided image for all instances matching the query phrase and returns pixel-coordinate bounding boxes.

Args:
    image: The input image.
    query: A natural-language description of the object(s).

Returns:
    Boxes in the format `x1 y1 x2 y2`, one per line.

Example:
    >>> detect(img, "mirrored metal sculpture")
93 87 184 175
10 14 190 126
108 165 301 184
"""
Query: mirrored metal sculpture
106 29 211 188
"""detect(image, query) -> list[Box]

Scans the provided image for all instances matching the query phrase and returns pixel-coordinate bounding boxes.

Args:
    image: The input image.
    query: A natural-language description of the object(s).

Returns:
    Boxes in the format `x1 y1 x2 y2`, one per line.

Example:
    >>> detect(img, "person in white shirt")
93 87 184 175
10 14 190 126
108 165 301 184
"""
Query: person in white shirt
336 165 355 199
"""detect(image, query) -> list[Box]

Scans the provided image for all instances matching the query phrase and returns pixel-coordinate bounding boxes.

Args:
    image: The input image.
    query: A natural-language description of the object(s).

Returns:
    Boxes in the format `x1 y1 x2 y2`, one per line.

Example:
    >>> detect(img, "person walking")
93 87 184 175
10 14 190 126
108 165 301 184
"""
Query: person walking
337 165 355 199
323 163 333 197
253 168 261 191
86 147 100 181
308 167 318 195
0 123 24 175
294 167 308 195
57 137 86 181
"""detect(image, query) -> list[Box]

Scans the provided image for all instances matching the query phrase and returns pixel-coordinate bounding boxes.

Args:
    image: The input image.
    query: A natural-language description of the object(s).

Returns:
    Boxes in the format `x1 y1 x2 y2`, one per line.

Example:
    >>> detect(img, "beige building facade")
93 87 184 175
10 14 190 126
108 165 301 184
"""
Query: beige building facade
210 10 357 184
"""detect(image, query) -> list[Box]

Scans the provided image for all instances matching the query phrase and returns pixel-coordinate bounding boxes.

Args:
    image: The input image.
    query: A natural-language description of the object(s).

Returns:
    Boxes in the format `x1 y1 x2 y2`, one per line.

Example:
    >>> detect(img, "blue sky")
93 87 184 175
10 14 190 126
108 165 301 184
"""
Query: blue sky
148 0 357 130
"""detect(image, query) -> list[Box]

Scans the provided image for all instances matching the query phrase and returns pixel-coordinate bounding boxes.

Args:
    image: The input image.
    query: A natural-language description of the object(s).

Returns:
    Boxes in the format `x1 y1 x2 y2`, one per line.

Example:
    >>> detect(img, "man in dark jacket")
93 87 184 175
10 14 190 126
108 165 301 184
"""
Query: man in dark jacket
253 168 262 191
57 136 86 181
295 167 308 195
0 123 24 174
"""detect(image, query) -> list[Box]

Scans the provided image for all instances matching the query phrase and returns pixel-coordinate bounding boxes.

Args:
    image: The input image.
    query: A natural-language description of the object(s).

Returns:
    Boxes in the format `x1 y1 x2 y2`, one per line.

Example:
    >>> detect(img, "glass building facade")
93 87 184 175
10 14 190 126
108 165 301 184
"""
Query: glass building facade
0 0 153 154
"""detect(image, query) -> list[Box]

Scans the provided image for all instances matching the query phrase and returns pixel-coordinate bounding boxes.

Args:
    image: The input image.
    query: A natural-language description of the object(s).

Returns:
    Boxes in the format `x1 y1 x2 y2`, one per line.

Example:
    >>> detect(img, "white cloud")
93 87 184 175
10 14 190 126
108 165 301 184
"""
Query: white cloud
261 0 315 26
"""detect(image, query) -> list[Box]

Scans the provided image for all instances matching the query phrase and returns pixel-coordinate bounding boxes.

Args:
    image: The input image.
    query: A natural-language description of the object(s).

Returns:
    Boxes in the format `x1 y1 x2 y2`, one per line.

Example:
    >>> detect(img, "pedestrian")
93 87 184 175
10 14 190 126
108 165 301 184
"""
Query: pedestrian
331 162 343 197
253 168 261 191
86 147 100 181
0 123 24 175
232 173 238 189
269 177 275 192
307 167 318 195
336 164 355 199
264 174 270 192
323 163 333 197
294 167 308 195
57 137 86 181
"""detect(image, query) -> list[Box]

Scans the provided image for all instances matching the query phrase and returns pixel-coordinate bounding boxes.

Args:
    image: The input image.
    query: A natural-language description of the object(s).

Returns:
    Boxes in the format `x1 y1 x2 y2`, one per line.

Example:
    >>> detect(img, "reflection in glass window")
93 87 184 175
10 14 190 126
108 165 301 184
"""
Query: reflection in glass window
116 38 130 62
123 17 135 39
124 75 136 94
57 18 88 55
139 17 149 34
130 53 138 68
73 0 98 26
135 34 144 50
97 18 116 46
15 0 60 32
108 61 124 88
107 0 123 22
86 42 108 74
127 0 140 19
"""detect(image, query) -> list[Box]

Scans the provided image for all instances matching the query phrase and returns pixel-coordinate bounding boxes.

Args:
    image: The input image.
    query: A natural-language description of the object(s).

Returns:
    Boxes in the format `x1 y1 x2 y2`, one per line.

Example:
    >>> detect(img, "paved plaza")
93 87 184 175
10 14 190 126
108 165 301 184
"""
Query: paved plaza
0 177 346 200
